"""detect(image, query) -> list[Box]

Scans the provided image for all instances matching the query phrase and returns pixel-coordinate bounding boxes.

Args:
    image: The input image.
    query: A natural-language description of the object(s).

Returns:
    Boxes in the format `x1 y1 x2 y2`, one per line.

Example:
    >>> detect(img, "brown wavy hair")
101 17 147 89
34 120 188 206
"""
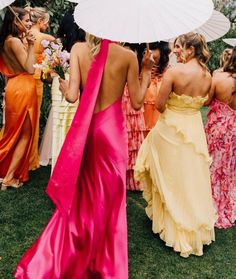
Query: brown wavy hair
178 32 211 70
223 46 236 73
0 7 29 50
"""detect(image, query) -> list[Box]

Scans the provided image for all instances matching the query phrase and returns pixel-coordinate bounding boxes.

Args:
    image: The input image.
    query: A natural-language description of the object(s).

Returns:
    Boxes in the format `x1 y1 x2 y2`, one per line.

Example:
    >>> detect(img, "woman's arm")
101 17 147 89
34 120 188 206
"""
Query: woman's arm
9 33 35 74
127 50 153 110
204 78 215 106
155 68 173 113
59 43 80 103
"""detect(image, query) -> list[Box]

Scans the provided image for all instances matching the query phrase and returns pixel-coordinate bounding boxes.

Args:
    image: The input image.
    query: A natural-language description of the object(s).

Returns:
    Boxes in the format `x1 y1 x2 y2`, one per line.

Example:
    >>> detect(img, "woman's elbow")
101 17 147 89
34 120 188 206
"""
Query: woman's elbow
130 100 143 111
65 95 78 103
27 68 35 75
155 103 165 113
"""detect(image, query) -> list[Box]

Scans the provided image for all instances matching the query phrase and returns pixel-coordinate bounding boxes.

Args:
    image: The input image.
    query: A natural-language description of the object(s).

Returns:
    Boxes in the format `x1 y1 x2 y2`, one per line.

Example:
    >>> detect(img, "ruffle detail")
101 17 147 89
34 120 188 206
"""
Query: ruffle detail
122 86 145 191
161 110 211 164
134 132 216 257
134 94 216 256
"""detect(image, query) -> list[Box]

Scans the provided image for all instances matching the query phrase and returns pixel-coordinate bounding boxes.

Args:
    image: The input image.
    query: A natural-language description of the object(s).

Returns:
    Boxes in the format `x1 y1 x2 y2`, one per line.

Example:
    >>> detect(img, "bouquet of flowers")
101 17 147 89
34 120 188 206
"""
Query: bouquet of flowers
34 39 70 80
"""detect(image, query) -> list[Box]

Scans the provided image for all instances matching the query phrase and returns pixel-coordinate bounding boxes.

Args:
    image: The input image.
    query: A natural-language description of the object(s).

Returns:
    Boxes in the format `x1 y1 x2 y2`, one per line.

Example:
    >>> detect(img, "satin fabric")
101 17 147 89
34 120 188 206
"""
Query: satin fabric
46 39 110 214
0 57 37 182
15 40 128 278
29 33 45 170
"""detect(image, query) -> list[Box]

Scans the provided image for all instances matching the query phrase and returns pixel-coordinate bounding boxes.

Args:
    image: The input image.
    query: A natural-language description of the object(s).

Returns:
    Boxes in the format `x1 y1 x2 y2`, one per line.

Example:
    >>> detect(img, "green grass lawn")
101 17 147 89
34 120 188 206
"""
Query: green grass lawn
0 167 236 279
1 107 235 279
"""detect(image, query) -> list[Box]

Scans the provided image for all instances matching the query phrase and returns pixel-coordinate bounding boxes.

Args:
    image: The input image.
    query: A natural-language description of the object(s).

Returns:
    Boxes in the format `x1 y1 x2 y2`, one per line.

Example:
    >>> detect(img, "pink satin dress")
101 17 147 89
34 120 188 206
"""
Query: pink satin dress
14 40 128 279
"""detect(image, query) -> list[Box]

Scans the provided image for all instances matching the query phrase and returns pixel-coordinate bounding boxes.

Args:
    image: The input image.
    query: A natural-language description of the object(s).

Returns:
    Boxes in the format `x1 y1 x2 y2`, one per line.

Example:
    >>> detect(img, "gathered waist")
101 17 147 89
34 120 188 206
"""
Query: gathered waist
166 105 200 115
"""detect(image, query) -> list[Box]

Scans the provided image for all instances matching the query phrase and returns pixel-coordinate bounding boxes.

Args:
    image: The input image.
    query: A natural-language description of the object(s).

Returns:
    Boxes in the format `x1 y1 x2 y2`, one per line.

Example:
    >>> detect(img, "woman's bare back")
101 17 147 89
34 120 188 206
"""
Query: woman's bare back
2 37 28 74
213 72 236 110
76 42 134 113
172 61 212 98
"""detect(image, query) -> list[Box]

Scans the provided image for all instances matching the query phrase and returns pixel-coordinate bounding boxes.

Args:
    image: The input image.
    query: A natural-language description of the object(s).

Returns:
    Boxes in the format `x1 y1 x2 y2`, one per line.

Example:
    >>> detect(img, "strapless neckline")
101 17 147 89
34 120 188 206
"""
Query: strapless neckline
170 92 208 102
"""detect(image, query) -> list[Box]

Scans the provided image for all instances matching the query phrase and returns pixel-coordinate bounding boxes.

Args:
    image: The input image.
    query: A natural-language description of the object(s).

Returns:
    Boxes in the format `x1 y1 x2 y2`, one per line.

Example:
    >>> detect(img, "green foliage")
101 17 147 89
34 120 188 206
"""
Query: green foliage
208 28 236 73
13 0 75 36
0 0 235 127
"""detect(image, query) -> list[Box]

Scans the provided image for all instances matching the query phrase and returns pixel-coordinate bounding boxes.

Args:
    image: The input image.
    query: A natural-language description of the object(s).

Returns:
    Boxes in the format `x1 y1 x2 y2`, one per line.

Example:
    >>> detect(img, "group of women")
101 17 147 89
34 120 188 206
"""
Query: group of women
0 5 235 279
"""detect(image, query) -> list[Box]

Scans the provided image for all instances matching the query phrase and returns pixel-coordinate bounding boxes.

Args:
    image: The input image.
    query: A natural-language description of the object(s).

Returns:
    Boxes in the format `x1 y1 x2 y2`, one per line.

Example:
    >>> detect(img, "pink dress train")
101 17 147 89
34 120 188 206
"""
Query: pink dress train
122 86 145 191
14 40 128 279
205 99 236 229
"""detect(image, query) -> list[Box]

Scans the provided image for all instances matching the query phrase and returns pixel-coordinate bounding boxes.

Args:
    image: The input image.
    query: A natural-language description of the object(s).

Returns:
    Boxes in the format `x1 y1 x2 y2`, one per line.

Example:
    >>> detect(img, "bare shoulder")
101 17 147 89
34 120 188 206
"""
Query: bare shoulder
213 71 229 81
41 33 55 41
6 36 22 47
166 63 184 76
112 44 135 56
72 42 88 52
71 42 87 54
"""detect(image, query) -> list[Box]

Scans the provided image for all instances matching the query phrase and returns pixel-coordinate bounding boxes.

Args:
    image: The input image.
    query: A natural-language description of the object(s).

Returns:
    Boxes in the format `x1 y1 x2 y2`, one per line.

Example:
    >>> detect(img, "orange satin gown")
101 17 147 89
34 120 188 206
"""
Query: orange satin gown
0 57 38 182
143 75 161 137
29 33 44 170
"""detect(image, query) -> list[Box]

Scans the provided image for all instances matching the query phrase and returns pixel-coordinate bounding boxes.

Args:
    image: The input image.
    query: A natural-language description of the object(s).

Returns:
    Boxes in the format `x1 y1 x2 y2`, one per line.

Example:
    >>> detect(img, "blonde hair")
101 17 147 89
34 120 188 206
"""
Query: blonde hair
179 32 211 70
27 7 49 24
85 33 101 57
220 48 232 67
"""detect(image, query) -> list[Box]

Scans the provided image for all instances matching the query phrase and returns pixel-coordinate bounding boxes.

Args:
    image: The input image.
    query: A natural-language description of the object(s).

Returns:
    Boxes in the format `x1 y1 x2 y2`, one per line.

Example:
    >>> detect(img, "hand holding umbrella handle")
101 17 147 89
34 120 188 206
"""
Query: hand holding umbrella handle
8 6 27 31
25 31 36 46
141 49 155 71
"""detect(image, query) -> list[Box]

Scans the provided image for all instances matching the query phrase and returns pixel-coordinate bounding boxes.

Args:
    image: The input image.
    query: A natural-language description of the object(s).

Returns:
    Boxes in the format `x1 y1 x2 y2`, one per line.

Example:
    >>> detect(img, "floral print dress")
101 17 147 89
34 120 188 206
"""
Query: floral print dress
205 99 236 228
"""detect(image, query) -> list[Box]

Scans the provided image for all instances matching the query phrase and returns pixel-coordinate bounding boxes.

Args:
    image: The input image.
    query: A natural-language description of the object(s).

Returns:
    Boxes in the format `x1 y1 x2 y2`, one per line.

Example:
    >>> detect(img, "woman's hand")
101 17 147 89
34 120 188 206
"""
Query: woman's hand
25 31 35 46
59 78 69 97
141 49 155 71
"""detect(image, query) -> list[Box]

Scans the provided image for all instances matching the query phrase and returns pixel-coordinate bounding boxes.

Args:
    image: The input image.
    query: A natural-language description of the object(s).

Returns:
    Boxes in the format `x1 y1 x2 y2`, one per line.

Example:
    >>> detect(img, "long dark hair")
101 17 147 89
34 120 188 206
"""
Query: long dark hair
57 10 86 52
124 43 146 72
149 41 171 74
0 7 29 50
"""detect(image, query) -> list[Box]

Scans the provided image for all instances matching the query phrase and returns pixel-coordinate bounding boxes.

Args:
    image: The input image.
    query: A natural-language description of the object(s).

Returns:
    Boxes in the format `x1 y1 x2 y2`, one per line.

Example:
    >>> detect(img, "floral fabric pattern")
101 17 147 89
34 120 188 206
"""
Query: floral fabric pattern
205 99 236 228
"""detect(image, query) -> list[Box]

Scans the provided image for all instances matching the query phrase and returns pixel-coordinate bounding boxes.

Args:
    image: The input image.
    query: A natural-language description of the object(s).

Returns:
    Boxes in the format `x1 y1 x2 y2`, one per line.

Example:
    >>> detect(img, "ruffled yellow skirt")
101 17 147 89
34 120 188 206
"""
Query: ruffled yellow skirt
134 108 217 257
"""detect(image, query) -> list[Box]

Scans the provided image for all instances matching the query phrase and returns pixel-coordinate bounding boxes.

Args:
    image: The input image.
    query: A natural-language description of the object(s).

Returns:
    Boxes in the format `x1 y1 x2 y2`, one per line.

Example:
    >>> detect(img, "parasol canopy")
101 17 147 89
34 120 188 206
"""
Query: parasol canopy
73 0 214 43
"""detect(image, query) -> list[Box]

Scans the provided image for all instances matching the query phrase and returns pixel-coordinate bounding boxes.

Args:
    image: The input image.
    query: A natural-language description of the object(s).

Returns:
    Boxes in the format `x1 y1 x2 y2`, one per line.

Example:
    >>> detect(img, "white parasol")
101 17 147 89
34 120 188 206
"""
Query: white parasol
166 10 230 43
223 38 236 47
0 0 14 10
73 0 214 43
194 10 230 42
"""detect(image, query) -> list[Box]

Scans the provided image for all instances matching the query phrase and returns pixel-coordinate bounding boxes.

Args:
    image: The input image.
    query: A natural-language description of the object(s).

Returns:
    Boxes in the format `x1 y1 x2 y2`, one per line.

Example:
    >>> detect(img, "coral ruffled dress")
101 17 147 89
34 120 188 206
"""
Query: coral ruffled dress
122 85 145 190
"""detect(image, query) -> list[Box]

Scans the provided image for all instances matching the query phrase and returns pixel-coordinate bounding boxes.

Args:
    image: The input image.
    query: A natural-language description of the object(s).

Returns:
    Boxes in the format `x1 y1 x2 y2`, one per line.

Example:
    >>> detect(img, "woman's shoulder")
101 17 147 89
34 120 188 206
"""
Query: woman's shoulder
4 36 23 51
40 33 55 42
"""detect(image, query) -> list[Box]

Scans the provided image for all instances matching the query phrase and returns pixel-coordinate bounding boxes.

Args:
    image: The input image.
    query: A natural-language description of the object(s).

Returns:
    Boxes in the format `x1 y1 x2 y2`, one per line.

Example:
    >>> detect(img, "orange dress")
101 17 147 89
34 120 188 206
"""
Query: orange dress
29 33 44 170
143 69 162 137
0 57 38 182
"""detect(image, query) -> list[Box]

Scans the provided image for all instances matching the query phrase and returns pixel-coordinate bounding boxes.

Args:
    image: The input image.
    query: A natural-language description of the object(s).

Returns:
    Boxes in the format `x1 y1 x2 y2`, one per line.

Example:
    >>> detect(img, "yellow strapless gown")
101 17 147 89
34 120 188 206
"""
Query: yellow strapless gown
134 92 217 257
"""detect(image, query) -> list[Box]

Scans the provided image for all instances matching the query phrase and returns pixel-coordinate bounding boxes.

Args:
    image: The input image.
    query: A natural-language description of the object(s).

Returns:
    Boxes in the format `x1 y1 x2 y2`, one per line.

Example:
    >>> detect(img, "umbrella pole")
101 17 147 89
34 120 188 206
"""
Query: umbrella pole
8 6 27 31
146 43 149 50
